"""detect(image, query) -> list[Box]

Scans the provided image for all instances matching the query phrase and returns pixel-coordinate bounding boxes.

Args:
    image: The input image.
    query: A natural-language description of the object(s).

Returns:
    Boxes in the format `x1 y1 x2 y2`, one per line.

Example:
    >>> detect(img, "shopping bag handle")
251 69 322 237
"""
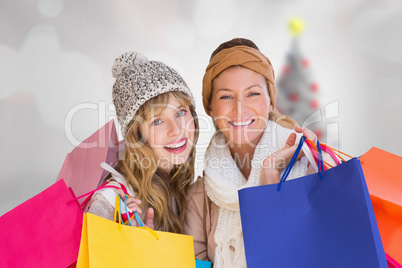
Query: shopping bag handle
66 181 129 210
123 195 144 227
277 136 324 191
114 194 159 240
305 139 342 168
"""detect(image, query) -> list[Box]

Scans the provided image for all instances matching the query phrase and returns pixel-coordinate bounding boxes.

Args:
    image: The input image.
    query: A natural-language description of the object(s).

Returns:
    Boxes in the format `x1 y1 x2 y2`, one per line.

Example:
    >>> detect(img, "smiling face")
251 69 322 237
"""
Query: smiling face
139 95 196 172
209 66 273 147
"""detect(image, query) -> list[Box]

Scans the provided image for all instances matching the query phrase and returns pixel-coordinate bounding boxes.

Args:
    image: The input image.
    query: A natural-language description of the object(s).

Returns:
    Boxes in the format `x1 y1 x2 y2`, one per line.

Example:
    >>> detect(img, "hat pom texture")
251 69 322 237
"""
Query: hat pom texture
112 51 149 78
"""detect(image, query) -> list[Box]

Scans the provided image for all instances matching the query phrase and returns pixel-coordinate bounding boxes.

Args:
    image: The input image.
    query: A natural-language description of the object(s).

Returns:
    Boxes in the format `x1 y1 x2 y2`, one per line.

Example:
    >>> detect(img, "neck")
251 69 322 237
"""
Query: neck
228 132 263 180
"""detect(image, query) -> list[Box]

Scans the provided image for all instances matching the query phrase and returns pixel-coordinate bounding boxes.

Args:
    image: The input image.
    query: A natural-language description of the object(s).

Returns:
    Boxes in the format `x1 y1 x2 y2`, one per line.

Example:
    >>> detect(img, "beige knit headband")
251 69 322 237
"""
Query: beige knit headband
202 45 277 115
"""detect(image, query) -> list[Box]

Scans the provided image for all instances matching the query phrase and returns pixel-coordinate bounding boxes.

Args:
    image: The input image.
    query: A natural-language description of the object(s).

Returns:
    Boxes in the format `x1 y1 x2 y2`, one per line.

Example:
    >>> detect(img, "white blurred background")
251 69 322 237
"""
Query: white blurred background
1 0 401 215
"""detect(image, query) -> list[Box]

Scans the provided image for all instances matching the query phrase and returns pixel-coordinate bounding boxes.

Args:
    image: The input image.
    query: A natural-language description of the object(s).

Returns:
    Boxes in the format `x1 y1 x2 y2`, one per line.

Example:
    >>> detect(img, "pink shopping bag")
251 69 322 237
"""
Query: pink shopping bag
0 179 83 267
57 120 122 201
387 253 402 268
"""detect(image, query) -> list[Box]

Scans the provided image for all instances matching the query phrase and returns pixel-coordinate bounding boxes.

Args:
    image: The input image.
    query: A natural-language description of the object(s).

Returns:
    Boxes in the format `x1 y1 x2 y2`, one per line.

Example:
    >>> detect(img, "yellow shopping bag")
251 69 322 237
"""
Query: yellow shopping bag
77 195 196 267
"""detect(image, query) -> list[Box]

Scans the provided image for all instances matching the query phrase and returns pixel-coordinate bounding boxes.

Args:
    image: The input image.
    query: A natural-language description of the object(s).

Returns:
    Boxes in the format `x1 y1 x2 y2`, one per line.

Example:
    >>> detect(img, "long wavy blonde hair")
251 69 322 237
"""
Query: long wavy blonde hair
115 91 199 234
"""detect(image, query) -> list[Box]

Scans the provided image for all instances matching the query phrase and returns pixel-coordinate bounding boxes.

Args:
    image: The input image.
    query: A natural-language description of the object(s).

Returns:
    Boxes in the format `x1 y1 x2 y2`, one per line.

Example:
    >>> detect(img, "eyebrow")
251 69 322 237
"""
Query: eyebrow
214 88 232 94
151 105 184 118
245 84 263 91
215 84 263 94
176 105 184 110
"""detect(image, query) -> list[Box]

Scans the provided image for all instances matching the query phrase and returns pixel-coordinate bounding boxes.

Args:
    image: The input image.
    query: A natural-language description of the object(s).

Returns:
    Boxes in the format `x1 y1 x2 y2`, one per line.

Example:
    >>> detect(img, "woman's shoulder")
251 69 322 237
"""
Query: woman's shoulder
87 187 117 220
188 176 206 200
90 178 121 206
98 179 121 194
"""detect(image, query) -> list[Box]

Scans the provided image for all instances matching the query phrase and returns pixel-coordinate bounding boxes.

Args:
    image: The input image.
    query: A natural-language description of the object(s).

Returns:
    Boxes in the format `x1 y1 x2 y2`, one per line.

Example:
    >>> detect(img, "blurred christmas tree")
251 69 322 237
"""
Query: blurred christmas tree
276 18 324 140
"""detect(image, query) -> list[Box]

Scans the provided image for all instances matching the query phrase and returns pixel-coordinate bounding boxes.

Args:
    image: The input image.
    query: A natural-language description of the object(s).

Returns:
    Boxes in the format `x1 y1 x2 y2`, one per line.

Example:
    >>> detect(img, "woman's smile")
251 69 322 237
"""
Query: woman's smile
163 138 188 154
228 119 255 128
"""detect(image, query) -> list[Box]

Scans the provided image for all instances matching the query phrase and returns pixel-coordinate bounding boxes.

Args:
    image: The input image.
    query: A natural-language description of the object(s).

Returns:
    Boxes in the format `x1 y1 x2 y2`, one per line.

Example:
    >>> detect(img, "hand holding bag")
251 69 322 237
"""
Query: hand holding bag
77 195 197 267
238 137 387 268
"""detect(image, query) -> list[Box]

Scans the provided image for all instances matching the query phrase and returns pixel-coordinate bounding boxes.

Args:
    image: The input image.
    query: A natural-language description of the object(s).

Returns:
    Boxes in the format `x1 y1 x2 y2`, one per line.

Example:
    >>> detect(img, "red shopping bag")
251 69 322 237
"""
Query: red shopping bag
360 147 402 266
57 120 121 201
0 179 83 267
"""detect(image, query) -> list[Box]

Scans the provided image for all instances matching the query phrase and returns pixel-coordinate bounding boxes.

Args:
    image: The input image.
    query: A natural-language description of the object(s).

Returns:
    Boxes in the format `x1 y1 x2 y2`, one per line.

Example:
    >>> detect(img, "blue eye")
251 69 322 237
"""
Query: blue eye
249 92 260 97
152 119 162 125
177 110 186 117
220 95 232 100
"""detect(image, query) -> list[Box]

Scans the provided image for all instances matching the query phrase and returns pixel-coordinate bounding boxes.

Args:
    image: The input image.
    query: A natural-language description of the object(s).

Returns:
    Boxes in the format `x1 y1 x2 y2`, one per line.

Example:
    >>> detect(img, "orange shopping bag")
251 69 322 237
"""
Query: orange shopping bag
360 147 402 266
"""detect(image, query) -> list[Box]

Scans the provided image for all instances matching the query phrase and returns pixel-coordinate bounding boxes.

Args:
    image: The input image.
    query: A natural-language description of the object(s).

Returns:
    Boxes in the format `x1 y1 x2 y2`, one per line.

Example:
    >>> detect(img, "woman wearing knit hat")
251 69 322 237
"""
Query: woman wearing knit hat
86 51 199 234
185 38 335 267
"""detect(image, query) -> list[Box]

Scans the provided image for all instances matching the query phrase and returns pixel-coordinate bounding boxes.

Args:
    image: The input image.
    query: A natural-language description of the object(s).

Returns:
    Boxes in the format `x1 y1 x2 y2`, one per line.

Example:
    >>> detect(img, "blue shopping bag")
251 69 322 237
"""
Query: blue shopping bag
238 137 387 268
196 259 211 268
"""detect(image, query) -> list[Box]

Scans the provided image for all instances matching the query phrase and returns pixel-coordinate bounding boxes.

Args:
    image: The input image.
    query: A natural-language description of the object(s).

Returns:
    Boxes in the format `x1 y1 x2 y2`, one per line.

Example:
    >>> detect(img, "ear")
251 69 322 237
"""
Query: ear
269 102 273 113
208 104 214 116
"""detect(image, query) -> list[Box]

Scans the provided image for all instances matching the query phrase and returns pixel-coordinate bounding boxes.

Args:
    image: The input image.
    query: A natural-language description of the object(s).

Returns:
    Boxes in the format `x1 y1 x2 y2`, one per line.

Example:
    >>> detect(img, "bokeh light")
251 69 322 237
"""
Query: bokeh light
38 0 64 17
194 0 238 38
166 19 196 50
350 4 402 63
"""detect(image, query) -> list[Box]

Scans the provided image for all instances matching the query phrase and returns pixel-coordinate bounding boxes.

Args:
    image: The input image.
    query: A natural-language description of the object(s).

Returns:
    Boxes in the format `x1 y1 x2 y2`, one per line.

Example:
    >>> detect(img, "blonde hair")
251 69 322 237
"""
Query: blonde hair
116 91 199 233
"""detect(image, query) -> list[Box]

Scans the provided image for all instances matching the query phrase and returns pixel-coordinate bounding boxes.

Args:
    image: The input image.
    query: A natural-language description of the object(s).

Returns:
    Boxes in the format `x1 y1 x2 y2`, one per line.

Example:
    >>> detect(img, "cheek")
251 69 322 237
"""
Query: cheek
209 95 227 117
211 102 231 118
209 100 218 117
186 118 196 138
145 127 166 148
256 99 271 116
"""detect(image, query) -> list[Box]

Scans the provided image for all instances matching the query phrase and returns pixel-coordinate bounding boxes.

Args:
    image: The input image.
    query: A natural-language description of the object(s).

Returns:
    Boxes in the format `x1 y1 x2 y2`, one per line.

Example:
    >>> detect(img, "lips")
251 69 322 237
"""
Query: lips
228 119 255 128
163 138 187 154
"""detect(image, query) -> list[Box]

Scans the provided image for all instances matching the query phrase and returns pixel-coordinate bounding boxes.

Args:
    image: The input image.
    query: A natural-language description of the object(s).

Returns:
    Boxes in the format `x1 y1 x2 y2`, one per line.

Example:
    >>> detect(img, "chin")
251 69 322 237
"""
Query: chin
171 152 191 165
226 131 264 146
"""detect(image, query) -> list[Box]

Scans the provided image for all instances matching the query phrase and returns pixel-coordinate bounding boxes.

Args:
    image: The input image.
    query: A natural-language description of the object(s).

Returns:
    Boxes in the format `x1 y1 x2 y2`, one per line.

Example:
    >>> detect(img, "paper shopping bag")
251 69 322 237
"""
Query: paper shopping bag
360 147 402 265
386 253 402 268
57 120 121 201
77 213 196 267
77 195 196 268
0 179 83 267
238 138 387 268
195 259 212 268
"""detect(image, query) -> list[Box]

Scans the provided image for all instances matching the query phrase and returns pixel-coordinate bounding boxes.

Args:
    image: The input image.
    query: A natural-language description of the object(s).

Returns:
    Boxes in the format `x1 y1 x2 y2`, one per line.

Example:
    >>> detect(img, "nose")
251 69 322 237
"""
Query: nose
234 99 248 116
166 118 182 138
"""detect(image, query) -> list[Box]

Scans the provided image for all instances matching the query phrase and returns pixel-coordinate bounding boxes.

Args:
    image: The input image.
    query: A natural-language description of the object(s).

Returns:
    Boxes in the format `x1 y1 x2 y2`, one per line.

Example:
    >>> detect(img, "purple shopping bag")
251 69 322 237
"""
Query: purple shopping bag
0 179 83 267
57 120 122 201
238 137 387 268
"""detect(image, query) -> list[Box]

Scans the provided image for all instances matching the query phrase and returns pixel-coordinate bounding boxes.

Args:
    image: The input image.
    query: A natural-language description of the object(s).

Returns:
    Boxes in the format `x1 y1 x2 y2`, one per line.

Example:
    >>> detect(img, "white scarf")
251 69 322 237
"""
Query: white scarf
204 121 309 268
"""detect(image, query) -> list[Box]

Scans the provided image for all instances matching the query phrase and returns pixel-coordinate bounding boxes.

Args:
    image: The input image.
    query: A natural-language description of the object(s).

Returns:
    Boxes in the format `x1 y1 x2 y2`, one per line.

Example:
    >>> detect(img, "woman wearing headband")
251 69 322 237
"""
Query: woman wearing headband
185 38 334 267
